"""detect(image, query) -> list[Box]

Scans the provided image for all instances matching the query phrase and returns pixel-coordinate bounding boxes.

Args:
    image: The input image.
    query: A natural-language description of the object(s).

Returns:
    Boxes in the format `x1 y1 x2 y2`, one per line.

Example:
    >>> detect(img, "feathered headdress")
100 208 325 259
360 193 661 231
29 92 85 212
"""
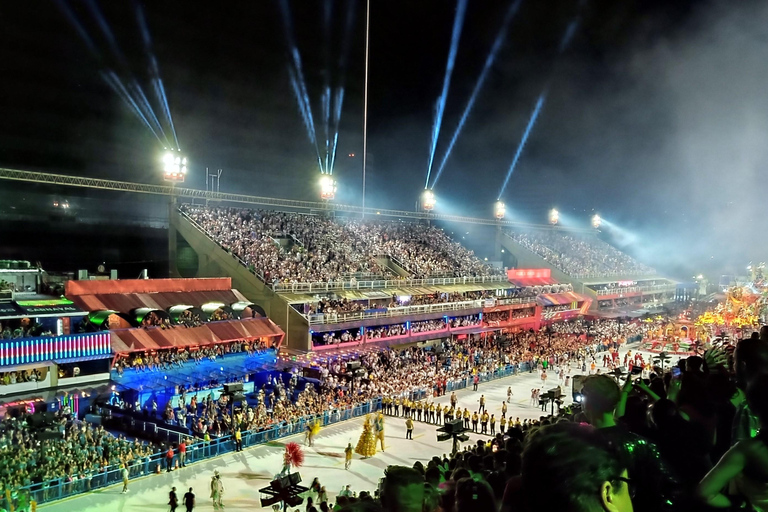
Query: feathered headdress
284 442 305 468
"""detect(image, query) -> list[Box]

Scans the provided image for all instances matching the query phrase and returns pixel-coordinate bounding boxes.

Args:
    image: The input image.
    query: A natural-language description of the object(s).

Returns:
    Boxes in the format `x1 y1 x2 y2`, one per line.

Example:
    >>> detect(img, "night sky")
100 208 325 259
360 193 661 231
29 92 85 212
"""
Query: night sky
1 0 766 278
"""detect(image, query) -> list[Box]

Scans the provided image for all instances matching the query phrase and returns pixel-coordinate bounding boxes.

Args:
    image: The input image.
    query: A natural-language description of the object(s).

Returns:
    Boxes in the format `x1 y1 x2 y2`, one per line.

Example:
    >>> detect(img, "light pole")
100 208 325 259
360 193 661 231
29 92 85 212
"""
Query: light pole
362 0 370 219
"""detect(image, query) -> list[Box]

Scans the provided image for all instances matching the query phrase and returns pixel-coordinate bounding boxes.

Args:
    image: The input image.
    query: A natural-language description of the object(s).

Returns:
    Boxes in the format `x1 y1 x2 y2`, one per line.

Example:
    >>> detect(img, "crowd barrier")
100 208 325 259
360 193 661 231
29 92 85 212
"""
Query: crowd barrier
5 398 382 509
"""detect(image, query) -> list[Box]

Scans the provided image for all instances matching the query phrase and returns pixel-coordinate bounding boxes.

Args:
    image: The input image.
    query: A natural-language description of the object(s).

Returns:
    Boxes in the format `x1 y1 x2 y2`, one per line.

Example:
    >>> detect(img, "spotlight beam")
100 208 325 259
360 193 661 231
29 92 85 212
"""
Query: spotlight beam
322 0 333 173
136 2 179 149
279 0 323 173
57 0 167 145
84 0 128 67
86 0 170 147
497 14 583 199
323 86 331 173
424 0 469 189
497 93 545 200
430 0 522 189
329 87 344 174
131 80 171 147
288 66 324 172
55 0 99 59
329 0 356 175
103 72 164 144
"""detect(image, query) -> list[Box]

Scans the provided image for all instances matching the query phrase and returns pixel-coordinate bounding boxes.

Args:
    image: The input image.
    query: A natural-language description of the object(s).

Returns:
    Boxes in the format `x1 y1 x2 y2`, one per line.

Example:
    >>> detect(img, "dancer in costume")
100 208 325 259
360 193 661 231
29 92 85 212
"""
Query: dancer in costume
344 442 353 470
279 442 305 477
306 418 321 447
374 412 385 451
355 415 377 458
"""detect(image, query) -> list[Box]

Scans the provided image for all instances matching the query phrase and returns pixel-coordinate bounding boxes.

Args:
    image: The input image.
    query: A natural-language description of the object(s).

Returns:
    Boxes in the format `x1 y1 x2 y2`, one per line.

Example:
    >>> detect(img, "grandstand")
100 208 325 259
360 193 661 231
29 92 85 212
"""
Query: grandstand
168 204 613 351
500 229 677 314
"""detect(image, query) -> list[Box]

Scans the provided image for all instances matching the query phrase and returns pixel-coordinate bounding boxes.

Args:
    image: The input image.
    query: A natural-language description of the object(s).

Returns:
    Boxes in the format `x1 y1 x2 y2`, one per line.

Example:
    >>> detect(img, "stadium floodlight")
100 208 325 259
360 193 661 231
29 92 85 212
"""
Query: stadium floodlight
319 174 337 200
163 148 187 182
591 214 601 229
421 189 436 211
549 208 559 226
494 200 506 220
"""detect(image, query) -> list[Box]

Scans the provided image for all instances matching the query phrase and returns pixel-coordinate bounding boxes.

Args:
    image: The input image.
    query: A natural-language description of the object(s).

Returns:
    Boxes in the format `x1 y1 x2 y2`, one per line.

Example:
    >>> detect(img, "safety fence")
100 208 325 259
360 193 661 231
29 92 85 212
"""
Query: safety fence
5 398 382 509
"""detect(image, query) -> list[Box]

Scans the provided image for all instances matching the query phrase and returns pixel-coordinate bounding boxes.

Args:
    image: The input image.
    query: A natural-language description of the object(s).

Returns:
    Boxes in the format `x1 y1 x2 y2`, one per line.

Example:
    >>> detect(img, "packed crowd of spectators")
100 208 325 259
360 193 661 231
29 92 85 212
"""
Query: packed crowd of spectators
0 410 155 496
508 229 656 277
367 323 408 339
305 297 367 315
449 315 482 328
411 319 447 333
1 317 669 508
180 205 501 283
313 329 364 346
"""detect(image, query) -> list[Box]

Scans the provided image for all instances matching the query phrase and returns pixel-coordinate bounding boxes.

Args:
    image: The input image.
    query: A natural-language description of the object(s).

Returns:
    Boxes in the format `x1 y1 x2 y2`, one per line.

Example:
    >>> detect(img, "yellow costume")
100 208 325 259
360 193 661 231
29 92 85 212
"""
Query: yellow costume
374 413 385 451
355 415 377 458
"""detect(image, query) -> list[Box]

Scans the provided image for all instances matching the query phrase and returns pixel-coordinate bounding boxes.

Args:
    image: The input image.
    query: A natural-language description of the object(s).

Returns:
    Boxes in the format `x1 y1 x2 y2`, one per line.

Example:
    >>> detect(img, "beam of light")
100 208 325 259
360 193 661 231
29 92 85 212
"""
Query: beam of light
55 0 99 59
430 0 522 189
135 1 178 149
84 0 128 66
497 93 545 200
289 65 324 173
322 0 333 173
156 77 180 150
329 87 344 174
87 0 172 148
279 0 323 172
558 18 579 53
496 14 582 200
102 71 163 144
322 86 331 173
56 0 161 141
328 0 357 175
131 80 170 147
425 0 469 189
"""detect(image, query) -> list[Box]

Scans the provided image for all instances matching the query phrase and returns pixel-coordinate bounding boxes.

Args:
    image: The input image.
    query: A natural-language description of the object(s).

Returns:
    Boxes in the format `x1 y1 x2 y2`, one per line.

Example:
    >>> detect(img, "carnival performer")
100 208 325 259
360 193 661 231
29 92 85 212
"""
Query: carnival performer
355 415 377 458
374 412 385 451
210 471 224 510
344 442 353 470
305 418 321 447
279 442 305 477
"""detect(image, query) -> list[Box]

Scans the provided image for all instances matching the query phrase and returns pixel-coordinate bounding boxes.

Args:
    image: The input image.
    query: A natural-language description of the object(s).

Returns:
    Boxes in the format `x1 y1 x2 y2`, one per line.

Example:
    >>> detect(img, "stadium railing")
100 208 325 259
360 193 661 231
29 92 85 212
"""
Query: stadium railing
306 300 484 325
594 284 676 296
273 275 508 293
8 398 382 509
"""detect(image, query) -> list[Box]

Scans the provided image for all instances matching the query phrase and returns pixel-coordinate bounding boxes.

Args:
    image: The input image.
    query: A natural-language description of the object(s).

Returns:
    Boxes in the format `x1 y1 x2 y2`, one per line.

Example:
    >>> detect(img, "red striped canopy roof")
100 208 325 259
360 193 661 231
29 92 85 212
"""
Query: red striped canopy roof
110 318 284 353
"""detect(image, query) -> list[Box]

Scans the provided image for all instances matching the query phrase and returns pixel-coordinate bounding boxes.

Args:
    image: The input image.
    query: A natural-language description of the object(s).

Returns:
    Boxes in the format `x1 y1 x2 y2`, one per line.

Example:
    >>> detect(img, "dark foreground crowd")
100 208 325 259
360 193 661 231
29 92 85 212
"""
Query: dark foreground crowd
300 329 768 512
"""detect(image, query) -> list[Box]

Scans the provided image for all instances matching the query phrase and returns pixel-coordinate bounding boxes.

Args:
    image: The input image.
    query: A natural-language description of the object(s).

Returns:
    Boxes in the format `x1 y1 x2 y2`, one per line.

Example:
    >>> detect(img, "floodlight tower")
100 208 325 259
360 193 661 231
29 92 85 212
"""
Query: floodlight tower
549 208 559 226
494 200 506 220
319 174 337 201
420 189 436 212
162 148 187 183
591 214 602 229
